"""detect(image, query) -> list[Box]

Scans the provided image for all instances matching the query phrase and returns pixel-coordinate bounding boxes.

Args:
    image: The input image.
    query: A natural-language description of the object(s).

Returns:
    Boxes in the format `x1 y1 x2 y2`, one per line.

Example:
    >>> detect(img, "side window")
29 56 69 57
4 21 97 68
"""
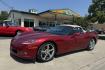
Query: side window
0 23 3 26
79 28 83 33
4 23 9 26
73 27 83 33
63 27 74 35
5 23 8 26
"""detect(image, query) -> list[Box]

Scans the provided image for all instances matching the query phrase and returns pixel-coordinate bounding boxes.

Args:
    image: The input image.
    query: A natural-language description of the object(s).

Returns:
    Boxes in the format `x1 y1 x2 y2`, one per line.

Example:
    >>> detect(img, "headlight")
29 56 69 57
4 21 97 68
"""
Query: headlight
22 40 35 44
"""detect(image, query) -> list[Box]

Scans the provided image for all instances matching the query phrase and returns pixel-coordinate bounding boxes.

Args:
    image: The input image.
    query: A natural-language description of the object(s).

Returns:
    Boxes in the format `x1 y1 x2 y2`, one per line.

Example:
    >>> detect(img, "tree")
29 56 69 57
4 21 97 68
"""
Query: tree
72 16 90 28
0 11 8 22
88 0 105 23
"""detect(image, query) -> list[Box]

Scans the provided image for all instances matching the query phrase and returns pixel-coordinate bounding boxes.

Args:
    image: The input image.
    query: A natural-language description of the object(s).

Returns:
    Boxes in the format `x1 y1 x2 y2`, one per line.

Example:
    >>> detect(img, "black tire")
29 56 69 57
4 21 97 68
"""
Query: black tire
87 39 96 50
37 42 56 62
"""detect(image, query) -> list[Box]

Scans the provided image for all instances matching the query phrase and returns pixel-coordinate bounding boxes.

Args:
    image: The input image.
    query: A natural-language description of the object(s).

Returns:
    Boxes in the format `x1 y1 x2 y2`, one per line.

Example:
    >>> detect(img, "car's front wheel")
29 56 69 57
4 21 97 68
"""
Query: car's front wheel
37 42 56 62
87 39 96 50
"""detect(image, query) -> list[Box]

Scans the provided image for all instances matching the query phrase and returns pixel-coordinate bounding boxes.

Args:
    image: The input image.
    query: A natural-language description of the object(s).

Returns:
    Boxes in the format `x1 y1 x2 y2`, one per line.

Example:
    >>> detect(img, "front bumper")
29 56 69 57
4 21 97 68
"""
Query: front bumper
10 43 38 60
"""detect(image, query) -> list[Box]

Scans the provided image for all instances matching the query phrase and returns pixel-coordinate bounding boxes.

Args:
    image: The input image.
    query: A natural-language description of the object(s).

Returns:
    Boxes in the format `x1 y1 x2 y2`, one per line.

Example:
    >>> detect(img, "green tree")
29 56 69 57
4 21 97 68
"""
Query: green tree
72 16 90 28
88 0 105 23
0 11 8 22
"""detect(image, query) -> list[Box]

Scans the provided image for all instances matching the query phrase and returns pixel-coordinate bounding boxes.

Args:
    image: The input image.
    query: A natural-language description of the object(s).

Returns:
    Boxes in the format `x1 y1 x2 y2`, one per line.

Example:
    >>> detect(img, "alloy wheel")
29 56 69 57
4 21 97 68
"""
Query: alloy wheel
88 39 95 50
37 42 55 62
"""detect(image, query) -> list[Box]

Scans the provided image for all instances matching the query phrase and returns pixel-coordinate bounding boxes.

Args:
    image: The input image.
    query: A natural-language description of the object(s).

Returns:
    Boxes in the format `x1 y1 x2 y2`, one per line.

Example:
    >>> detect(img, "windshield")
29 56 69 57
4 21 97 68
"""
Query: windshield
46 26 73 35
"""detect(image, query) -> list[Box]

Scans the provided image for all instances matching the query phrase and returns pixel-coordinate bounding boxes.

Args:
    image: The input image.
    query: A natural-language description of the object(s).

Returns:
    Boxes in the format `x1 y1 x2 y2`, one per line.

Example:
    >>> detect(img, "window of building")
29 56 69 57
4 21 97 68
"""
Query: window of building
18 19 21 26
39 22 47 27
39 21 58 27
16 19 21 26
24 19 34 27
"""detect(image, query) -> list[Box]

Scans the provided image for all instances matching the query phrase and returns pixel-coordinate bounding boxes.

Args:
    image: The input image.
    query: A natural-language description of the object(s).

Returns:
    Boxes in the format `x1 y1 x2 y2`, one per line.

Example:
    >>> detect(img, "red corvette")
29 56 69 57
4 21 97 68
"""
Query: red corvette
0 22 32 36
10 25 98 62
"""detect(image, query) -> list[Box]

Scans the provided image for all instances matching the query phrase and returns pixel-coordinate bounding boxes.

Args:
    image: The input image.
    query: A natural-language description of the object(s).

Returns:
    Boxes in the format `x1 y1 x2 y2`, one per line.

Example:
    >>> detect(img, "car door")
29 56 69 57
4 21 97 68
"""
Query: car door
58 27 77 53
62 35 77 52
73 27 89 50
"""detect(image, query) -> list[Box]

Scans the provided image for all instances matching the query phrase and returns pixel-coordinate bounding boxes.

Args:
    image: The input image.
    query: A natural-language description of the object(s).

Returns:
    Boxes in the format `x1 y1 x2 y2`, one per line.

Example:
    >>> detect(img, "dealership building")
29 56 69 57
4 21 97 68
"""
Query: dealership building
8 9 80 27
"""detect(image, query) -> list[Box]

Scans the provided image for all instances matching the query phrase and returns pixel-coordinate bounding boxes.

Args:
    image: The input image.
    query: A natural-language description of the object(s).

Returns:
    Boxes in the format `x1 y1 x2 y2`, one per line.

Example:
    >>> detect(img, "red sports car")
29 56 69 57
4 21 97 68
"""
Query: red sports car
0 22 33 36
10 25 98 62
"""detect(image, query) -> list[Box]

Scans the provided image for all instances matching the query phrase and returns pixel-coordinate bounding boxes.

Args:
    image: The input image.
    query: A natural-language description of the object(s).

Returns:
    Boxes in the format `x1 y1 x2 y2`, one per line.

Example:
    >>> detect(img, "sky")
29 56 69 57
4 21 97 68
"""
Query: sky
0 0 92 16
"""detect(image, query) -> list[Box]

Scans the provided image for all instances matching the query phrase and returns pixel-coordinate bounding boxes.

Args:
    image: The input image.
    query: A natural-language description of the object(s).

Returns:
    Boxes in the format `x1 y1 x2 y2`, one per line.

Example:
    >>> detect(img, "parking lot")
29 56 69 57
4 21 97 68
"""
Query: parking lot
0 37 105 70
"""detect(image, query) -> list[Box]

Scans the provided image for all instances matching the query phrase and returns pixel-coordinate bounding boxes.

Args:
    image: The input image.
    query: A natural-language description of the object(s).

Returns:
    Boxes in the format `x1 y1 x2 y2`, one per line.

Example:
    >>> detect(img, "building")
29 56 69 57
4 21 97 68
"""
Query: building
8 9 80 27
93 24 105 30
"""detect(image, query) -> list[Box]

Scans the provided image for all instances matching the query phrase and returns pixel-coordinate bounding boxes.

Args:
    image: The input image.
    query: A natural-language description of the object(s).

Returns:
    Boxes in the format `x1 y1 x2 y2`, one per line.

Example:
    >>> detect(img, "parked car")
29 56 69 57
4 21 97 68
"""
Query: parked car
95 29 105 34
0 22 33 36
10 25 98 62
33 26 49 32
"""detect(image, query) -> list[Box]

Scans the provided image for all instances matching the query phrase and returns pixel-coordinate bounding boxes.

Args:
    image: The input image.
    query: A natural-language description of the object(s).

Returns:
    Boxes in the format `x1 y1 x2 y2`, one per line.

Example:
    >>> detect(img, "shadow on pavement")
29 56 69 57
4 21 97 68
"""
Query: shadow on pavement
55 49 86 58
10 49 86 64
98 36 105 40
0 36 13 40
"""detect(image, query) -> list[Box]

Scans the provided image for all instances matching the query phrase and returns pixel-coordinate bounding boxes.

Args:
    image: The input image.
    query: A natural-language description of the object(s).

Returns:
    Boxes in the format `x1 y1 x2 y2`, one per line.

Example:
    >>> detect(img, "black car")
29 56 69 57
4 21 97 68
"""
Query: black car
95 29 105 34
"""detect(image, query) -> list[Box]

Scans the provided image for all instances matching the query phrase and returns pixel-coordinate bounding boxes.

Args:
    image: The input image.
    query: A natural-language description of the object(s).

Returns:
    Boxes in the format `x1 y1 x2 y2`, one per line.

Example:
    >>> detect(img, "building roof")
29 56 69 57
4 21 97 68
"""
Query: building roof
38 9 80 17
9 8 80 17
9 10 38 16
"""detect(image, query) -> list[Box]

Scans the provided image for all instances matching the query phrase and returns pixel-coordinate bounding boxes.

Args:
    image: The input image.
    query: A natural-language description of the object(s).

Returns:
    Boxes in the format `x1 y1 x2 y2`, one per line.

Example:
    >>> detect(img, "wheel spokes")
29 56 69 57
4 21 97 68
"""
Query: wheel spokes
46 44 50 50
49 48 54 53
90 39 95 49
41 50 46 53
41 44 55 61
43 53 48 60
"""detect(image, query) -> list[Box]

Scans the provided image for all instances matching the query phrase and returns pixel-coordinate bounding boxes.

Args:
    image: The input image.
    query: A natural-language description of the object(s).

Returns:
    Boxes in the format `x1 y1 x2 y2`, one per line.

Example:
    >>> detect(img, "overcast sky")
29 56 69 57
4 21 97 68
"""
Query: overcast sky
0 0 92 16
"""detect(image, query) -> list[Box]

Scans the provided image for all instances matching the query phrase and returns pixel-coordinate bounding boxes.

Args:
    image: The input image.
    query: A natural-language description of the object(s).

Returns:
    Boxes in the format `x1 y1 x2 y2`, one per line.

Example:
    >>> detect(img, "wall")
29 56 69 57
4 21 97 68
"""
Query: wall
8 12 39 27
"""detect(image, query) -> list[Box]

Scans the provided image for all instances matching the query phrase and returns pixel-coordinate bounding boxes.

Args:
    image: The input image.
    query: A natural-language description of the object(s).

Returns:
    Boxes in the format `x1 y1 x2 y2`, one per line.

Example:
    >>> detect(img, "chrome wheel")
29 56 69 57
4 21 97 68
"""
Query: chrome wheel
88 39 95 50
37 42 55 62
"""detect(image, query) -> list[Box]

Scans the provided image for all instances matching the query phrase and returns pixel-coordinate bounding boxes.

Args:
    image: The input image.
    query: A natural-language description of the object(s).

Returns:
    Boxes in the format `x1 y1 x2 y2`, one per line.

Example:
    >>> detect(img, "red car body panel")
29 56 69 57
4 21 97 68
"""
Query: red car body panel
0 26 33 36
10 30 98 60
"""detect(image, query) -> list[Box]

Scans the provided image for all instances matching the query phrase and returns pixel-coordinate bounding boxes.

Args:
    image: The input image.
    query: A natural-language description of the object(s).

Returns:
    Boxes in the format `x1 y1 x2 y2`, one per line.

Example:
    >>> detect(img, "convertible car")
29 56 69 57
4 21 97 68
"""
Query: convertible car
10 25 98 62
0 22 33 36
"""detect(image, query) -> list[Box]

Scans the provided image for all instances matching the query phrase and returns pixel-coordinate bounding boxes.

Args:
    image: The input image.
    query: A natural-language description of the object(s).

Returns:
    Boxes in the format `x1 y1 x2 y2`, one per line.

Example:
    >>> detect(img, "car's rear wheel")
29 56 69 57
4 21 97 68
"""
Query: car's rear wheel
37 42 56 62
87 39 96 50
